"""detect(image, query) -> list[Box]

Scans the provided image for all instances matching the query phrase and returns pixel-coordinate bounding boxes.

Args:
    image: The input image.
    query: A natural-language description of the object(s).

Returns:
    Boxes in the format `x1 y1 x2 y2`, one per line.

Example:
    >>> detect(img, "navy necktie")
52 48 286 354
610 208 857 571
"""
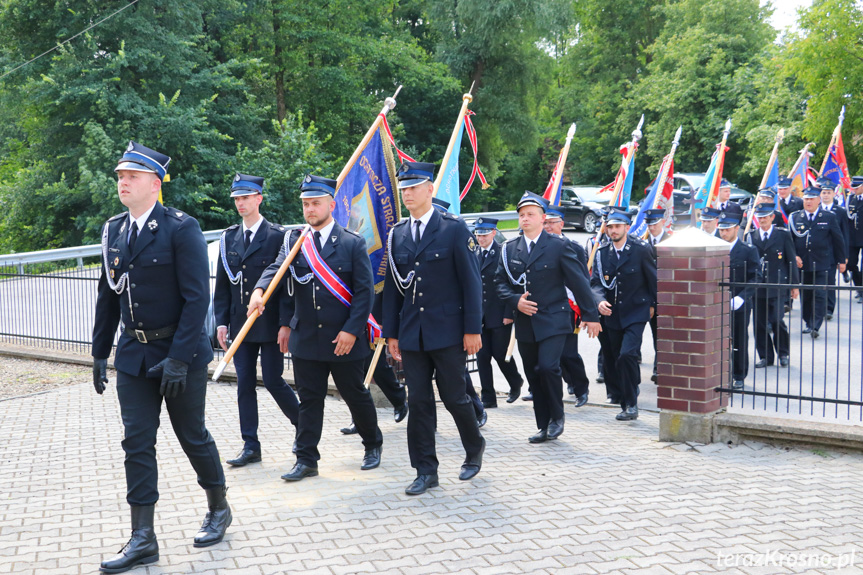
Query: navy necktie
128 221 138 253
413 220 421 244
244 229 252 250
314 231 322 253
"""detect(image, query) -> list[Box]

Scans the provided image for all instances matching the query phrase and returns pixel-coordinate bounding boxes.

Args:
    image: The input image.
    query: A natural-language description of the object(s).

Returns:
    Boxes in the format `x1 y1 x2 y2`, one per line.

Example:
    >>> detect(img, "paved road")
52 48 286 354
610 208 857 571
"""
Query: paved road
1 380 862 574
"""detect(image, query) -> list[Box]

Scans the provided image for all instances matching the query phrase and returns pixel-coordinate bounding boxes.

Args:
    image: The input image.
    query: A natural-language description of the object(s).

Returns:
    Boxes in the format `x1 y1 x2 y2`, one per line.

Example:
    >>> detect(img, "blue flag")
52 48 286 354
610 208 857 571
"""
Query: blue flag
765 157 779 209
334 127 400 292
631 177 660 237
435 121 465 215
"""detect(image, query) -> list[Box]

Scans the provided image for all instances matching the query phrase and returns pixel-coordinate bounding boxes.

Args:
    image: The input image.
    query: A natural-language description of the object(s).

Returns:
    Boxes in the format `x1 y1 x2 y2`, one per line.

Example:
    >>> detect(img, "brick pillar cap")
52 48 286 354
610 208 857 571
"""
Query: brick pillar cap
656 226 730 251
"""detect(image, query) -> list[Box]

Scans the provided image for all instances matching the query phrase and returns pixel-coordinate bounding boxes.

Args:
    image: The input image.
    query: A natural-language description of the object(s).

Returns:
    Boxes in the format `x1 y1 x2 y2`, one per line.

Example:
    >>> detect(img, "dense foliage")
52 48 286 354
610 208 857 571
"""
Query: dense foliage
0 0 858 252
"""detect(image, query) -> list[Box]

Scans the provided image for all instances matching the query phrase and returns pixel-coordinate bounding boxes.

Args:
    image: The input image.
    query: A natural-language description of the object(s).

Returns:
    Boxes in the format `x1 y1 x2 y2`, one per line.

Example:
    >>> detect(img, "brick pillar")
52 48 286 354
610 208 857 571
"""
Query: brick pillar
655 227 730 443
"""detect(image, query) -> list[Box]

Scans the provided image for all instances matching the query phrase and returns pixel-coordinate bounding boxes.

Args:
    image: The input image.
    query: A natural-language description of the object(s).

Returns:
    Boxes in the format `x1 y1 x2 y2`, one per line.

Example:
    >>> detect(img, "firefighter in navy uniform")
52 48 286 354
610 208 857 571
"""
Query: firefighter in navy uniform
817 179 850 320
92 142 230 574
496 192 601 441
590 209 656 421
748 203 799 368
248 174 383 482
848 187 863 302
645 208 671 383
719 212 760 389
700 207 722 237
542 207 591 406
383 161 486 496
213 174 299 467
789 186 847 338
777 176 804 216
475 217 525 407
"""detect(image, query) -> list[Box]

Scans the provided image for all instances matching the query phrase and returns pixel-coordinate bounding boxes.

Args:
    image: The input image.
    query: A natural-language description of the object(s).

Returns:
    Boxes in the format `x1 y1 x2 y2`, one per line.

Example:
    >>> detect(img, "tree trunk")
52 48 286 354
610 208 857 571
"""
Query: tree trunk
272 2 286 122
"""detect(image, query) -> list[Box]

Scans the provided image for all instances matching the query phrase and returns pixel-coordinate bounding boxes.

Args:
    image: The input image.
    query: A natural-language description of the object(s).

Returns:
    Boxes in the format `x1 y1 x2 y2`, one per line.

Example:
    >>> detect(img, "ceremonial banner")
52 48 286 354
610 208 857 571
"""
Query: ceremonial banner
611 144 636 210
543 124 576 207
435 120 465 215
334 127 400 292
788 149 814 196
823 132 851 191
632 156 674 237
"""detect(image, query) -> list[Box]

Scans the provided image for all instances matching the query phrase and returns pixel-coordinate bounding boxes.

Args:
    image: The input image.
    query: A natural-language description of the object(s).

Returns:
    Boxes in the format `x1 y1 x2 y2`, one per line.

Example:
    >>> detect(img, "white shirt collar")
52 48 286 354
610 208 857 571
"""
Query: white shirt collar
650 231 664 244
760 225 774 239
523 230 542 244
821 202 835 211
243 216 264 236
128 203 157 236
411 207 435 228
728 237 738 250
314 218 336 244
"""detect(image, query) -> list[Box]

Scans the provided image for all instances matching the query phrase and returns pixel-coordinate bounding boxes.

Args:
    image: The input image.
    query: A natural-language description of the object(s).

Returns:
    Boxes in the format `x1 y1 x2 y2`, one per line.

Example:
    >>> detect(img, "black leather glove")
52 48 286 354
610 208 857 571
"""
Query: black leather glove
93 358 108 395
147 358 189 398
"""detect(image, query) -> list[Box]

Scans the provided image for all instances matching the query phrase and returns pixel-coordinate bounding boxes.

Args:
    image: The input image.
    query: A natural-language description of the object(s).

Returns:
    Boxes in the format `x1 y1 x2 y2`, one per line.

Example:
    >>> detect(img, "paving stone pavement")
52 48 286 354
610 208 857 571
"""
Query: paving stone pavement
2 379 863 575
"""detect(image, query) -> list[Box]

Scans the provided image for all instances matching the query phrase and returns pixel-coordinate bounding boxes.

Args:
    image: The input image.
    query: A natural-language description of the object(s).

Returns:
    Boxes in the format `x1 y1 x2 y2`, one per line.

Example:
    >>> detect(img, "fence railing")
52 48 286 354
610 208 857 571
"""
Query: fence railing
719 276 863 422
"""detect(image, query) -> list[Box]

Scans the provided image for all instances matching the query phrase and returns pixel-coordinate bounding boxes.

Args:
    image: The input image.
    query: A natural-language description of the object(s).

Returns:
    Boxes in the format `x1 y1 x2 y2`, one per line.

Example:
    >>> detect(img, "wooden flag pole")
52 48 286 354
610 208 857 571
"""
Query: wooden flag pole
363 338 386 388
743 128 785 238
587 114 644 271
213 224 311 381
786 142 816 197
703 118 733 210
336 86 402 189
433 82 475 196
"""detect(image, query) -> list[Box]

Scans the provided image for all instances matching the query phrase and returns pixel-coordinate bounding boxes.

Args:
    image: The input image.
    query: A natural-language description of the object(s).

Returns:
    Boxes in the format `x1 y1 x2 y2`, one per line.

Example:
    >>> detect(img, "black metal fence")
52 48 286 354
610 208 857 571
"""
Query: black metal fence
720 275 863 422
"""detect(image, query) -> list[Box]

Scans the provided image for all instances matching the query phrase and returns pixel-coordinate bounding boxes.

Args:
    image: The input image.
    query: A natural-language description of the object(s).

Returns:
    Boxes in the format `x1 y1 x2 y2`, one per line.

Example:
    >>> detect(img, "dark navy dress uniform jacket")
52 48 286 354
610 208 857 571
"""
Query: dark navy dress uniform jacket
257 222 373 362
495 231 600 343
383 209 483 351
589 237 657 331
213 219 288 342
479 243 512 329
92 202 214 375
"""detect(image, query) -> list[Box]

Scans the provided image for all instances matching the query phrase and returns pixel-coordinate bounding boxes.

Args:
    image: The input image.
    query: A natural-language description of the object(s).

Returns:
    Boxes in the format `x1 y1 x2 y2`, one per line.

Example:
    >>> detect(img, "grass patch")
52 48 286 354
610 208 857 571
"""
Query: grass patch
496 219 519 230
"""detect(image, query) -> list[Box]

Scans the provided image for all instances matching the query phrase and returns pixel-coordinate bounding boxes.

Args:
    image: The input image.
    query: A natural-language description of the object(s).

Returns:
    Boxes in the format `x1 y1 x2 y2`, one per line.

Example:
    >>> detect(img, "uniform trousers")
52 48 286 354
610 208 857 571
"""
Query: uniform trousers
116 367 224 506
291 357 382 467
649 314 659 374
517 334 567 430
463 369 484 418
802 270 829 330
477 324 524 404
402 344 483 475
366 351 406 409
731 307 751 381
560 331 589 397
598 322 645 410
848 246 863 290
754 291 790 363
827 267 838 315
233 341 299 452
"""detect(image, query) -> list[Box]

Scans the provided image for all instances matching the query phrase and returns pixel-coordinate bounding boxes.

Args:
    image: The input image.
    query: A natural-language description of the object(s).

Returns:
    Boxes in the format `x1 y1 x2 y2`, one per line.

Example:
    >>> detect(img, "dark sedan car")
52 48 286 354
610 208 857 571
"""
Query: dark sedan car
558 186 639 233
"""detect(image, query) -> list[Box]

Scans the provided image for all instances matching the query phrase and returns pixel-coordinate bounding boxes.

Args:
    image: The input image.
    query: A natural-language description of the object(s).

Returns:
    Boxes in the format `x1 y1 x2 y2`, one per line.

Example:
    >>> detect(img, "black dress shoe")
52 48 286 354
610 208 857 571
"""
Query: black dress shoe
482 399 498 408
193 486 232 548
340 422 358 435
575 393 588 408
281 463 319 482
731 380 744 390
292 438 297 454
522 392 533 402
779 356 789 367
802 326 812 334
506 387 521 403
615 406 638 421
754 359 773 369
226 449 261 467
547 417 565 439
100 506 158 573
394 404 408 423
361 446 381 470
596 374 605 384
826 313 833 321
477 410 488 428
405 474 439 495
528 429 548 443
566 384 576 396
459 437 485 480
811 329 820 339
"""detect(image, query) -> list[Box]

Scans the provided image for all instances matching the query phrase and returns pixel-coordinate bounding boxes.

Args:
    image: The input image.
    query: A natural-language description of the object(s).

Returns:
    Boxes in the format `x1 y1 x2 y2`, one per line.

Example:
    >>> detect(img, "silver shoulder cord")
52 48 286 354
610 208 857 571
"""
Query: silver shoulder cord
594 246 617 291
283 230 313 297
501 239 526 287
788 213 810 239
219 231 243 286
387 227 415 296
101 221 135 323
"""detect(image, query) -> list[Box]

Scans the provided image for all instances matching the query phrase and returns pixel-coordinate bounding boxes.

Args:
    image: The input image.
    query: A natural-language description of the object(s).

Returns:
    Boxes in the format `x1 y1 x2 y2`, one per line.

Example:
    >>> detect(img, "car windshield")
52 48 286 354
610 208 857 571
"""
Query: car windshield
568 187 609 204
675 174 706 190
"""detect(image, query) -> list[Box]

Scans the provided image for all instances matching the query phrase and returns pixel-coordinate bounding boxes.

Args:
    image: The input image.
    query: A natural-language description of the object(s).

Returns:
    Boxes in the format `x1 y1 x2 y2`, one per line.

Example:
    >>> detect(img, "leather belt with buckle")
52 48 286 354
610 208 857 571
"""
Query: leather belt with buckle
124 324 178 344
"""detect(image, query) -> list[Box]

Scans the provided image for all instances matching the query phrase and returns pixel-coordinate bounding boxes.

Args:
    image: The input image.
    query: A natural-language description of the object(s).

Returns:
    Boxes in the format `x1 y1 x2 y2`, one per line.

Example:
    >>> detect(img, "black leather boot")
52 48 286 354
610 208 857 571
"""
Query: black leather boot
100 505 159 573
193 486 232 547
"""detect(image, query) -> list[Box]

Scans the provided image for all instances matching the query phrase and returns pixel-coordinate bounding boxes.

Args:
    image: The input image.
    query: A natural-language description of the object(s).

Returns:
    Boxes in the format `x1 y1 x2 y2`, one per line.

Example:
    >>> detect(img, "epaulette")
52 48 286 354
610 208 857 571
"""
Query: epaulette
225 223 240 231
548 233 566 242
441 212 458 221
164 207 188 220
342 227 362 238
108 212 126 222
393 219 409 227
270 223 286 232
631 238 649 247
